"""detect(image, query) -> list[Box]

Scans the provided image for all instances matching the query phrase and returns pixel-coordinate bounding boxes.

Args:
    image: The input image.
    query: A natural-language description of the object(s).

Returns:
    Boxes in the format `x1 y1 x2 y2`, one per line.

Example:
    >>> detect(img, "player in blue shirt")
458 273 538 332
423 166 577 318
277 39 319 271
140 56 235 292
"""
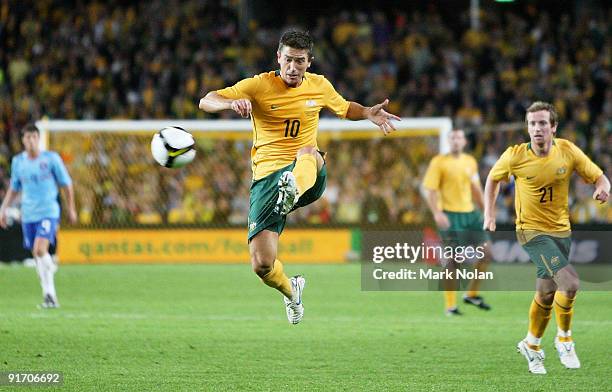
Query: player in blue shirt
0 124 77 308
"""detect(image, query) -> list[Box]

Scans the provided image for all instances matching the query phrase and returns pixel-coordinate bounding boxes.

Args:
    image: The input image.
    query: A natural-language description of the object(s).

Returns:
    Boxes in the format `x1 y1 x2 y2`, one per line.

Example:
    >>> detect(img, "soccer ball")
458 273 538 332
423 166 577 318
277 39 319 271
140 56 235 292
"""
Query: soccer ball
151 126 196 168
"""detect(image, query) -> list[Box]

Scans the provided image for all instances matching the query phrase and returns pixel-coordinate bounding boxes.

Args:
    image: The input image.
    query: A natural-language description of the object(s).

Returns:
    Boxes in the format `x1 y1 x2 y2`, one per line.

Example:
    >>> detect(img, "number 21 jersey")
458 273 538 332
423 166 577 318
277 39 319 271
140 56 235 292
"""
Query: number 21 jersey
489 138 602 232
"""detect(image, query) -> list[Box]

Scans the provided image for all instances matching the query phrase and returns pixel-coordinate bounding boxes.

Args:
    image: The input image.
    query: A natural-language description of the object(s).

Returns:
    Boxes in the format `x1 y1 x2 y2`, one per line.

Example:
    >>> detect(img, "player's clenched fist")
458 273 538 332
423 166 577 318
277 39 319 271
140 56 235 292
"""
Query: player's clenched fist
231 99 252 118
593 187 609 203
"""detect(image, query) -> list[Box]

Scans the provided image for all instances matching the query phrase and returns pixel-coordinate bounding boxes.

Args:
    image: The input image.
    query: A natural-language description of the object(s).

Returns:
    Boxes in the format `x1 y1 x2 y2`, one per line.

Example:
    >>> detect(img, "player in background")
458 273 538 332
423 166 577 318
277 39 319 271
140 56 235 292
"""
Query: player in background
484 102 610 374
422 129 493 316
0 123 77 308
199 30 399 324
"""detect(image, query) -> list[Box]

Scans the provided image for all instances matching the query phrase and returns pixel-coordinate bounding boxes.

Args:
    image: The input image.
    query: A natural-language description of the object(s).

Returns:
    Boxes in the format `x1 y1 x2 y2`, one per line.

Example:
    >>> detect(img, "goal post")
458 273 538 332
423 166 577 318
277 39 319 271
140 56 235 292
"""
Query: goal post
36 118 452 153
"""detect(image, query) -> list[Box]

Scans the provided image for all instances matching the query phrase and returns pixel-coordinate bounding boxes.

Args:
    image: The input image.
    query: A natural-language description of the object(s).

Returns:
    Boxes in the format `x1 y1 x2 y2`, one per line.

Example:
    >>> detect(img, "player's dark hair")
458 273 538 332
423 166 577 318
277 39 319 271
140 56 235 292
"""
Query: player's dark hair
21 123 40 136
278 30 314 60
526 101 558 127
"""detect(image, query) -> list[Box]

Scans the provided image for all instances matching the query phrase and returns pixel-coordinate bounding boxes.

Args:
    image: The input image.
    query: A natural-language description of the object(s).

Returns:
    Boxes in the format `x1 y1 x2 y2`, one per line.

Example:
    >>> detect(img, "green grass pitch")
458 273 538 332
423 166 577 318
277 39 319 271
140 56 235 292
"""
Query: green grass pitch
1 263 610 391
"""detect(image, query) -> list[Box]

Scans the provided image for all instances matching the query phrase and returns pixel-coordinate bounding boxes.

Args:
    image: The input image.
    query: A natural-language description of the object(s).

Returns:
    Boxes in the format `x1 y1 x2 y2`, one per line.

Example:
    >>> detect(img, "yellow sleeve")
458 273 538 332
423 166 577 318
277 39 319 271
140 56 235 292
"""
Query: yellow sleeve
489 147 513 182
568 142 603 183
216 76 261 100
422 157 442 190
322 77 350 118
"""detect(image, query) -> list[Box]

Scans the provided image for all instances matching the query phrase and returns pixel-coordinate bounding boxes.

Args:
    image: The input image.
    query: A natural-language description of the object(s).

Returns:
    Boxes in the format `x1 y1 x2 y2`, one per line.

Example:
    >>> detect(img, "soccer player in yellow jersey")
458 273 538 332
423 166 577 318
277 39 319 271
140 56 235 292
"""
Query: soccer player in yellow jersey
484 102 610 374
422 129 492 316
198 30 399 324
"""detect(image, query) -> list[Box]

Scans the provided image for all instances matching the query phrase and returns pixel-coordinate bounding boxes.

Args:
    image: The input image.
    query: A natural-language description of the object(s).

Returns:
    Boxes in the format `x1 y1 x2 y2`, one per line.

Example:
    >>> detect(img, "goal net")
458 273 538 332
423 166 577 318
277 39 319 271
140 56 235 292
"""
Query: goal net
36 118 452 229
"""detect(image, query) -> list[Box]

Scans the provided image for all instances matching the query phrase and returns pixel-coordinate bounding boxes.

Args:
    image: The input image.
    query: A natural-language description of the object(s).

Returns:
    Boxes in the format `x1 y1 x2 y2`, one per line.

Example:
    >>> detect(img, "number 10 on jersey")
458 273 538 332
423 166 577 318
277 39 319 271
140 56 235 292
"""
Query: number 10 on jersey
284 119 300 138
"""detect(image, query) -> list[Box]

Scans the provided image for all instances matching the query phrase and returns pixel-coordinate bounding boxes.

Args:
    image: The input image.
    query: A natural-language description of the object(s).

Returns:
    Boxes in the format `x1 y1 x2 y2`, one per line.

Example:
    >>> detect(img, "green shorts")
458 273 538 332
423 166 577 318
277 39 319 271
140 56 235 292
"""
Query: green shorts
440 210 490 247
521 234 571 279
247 161 327 242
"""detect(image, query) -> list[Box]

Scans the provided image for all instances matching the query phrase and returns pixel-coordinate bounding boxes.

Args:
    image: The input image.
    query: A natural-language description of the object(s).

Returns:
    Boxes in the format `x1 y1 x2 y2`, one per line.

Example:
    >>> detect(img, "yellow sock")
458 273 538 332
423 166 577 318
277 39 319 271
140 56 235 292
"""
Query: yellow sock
466 261 487 297
444 291 456 309
465 263 486 297
528 295 552 349
261 259 293 299
292 154 317 196
554 291 575 340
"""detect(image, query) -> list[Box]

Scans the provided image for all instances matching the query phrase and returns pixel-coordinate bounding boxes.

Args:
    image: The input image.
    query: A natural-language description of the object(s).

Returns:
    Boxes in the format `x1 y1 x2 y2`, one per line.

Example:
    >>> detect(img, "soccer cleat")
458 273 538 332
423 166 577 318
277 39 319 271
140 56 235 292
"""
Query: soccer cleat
554 337 581 369
275 171 299 215
445 307 463 316
463 295 491 310
38 294 60 309
284 275 305 324
517 340 546 374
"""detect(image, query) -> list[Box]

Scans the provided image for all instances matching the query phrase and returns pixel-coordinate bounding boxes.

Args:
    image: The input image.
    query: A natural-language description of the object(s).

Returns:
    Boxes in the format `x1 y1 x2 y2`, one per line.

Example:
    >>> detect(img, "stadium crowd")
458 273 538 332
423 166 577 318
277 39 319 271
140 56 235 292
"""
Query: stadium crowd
1 1 610 226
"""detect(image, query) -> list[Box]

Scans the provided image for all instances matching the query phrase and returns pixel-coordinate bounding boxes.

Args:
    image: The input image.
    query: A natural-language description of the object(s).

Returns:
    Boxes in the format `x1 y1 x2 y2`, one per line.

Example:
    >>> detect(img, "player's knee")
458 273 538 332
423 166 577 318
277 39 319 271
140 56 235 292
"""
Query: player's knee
537 291 555 305
252 262 273 278
250 253 274 278
32 247 46 258
562 280 580 295
556 267 580 293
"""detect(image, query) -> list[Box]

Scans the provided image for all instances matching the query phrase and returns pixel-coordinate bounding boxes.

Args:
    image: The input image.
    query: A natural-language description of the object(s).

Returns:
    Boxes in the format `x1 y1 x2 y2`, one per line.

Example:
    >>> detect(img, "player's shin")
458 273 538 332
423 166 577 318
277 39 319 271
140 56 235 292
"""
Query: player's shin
292 154 317 196
466 259 488 297
261 259 293 299
36 253 57 298
527 294 553 349
443 264 458 311
444 291 456 310
554 291 575 341
34 256 49 296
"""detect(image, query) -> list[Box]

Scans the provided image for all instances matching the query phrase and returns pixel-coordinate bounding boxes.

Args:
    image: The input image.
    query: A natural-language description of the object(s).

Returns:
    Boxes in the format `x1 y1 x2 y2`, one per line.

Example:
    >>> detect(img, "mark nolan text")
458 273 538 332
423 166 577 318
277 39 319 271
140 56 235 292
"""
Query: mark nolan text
373 268 494 280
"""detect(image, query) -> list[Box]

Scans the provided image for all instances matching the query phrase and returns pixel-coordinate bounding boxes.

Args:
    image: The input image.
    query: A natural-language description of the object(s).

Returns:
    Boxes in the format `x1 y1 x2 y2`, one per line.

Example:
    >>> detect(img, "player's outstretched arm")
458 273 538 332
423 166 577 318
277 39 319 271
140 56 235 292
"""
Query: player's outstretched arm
199 91 252 118
346 99 400 135
483 175 501 231
593 174 610 204
0 186 19 229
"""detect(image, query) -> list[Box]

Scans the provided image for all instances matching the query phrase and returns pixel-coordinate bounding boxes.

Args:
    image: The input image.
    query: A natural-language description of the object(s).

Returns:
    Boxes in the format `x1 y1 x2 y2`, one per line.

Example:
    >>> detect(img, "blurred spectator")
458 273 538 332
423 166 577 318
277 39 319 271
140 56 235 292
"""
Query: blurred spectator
0 1 609 227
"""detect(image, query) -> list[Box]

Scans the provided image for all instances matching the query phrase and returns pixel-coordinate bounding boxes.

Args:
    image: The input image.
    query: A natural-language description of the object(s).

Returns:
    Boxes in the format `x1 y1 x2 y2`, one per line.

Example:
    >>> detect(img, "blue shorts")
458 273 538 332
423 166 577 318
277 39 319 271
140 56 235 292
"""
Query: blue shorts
22 218 59 250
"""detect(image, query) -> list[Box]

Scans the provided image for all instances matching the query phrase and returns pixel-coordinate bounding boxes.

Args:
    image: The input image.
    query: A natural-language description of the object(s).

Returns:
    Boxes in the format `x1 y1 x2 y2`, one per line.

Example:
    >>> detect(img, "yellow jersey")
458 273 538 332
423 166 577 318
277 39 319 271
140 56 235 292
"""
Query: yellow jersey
422 153 479 213
216 71 350 180
489 138 602 234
